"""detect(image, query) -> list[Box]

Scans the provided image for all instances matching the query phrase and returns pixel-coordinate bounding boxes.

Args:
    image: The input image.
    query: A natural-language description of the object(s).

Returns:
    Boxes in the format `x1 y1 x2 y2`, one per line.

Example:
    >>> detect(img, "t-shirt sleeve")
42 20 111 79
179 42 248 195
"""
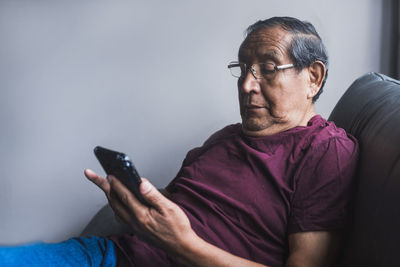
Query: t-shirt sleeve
287 136 359 234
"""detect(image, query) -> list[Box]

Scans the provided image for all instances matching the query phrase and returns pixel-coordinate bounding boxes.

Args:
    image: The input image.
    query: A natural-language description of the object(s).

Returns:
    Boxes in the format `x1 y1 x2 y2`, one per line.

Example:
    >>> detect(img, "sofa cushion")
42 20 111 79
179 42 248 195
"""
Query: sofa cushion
329 72 400 267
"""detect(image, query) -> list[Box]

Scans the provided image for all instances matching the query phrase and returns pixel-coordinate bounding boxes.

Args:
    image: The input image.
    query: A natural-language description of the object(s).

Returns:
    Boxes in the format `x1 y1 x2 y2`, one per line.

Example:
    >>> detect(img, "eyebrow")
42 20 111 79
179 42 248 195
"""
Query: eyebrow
259 51 279 61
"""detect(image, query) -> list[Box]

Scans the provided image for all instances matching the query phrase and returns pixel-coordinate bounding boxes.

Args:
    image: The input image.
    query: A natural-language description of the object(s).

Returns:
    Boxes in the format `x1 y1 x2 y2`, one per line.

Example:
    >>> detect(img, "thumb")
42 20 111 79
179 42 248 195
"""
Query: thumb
140 180 169 212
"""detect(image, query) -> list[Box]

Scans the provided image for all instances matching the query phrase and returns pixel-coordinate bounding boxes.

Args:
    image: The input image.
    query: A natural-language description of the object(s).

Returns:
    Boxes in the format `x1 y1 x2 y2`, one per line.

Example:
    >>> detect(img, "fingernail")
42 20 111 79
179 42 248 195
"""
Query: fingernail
141 180 152 194
85 169 95 175
106 175 113 182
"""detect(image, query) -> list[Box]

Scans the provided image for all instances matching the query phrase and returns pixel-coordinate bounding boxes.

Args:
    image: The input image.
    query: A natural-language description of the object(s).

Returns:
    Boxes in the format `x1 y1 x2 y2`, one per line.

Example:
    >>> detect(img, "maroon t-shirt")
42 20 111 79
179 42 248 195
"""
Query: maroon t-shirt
110 115 359 266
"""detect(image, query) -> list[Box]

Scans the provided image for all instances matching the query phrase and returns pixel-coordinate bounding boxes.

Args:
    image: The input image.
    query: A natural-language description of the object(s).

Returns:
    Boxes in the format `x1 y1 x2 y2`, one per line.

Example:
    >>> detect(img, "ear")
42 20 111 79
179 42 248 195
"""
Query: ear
307 60 326 99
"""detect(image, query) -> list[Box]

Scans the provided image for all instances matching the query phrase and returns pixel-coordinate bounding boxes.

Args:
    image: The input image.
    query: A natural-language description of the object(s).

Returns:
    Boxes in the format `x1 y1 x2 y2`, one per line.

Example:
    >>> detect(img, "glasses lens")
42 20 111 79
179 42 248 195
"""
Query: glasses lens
253 63 275 79
228 63 243 78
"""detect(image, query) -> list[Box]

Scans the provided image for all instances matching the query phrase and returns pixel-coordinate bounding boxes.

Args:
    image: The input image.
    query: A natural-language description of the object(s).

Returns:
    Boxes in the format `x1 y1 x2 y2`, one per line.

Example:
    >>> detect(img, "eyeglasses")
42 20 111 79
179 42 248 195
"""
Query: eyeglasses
227 61 295 80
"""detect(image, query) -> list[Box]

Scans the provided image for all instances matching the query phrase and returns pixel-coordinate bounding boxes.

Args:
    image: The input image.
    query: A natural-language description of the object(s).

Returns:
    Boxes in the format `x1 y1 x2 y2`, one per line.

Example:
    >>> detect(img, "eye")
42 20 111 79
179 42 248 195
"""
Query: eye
259 63 275 75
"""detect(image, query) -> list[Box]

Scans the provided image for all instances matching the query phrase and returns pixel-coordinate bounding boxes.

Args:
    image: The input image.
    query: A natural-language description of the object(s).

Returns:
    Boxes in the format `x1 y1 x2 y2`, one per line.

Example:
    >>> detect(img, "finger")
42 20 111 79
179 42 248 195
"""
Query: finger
108 176 144 214
108 189 140 228
111 201 131 225
84 169 110 194
139 179 173 213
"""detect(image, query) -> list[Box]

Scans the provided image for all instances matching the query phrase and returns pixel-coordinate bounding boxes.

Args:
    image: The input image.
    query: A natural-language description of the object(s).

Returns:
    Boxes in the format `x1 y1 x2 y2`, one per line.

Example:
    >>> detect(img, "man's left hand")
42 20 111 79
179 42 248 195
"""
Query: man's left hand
84 169 196 257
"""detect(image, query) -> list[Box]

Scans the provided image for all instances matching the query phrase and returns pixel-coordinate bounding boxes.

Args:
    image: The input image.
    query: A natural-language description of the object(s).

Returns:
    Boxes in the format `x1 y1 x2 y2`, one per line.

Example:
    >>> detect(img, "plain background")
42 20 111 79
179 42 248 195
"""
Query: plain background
0 0 384 244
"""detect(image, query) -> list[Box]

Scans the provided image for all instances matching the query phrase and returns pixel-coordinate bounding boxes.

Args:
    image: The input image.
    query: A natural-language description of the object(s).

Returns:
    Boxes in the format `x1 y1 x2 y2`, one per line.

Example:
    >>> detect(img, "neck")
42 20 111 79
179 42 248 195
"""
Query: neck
243 107 317 137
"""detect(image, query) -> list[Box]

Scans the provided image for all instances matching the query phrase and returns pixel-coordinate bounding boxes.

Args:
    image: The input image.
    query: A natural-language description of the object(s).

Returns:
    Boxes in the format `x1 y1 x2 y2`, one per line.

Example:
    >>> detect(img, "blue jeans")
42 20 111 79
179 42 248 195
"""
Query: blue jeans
0 236 116 266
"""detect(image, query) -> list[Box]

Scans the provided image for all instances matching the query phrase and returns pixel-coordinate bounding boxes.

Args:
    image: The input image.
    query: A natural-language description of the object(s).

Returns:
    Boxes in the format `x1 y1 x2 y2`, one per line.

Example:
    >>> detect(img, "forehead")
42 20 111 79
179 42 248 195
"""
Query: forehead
238 26 293 62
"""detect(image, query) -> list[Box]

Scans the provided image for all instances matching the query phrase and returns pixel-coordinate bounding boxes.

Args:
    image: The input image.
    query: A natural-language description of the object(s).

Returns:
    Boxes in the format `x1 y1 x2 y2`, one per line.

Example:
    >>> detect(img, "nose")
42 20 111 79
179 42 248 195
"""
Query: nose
239 69 261 94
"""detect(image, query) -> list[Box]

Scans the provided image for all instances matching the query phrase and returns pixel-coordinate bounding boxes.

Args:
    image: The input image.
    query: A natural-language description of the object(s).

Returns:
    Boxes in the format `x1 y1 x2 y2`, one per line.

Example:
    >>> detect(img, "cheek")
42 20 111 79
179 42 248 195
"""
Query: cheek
280 89 309 111
260 82 281 105
261 84 298 111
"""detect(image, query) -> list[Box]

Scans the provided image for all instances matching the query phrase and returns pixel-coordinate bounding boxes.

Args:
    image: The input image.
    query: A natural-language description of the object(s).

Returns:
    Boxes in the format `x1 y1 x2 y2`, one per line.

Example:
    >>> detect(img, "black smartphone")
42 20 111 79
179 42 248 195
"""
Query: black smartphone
93 146 148 205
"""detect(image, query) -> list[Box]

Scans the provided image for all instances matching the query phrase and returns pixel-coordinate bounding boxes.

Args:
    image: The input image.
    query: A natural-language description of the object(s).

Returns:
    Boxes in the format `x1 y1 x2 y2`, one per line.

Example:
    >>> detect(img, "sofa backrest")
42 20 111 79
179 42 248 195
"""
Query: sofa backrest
329 72 400 267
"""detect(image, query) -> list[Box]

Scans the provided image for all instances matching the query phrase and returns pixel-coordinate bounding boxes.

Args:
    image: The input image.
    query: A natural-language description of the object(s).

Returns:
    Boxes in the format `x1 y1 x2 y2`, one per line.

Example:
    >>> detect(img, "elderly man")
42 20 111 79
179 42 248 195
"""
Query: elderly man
0 17 358 267
85 16 358 266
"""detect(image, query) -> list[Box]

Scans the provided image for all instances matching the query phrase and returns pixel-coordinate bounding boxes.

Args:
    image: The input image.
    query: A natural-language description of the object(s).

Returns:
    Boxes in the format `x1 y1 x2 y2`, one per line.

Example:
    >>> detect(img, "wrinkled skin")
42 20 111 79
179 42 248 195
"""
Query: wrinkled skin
237 26 323 137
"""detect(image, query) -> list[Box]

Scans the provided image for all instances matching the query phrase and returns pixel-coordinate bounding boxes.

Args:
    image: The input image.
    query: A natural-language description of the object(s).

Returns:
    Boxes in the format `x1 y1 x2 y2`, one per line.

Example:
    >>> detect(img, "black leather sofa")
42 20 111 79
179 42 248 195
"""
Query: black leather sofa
82 72 400 266
329 72 400 267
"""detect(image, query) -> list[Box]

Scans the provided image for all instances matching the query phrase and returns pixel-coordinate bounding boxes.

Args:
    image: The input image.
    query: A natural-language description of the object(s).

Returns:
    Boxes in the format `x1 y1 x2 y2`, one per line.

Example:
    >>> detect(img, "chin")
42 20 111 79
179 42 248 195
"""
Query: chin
242 117 272 132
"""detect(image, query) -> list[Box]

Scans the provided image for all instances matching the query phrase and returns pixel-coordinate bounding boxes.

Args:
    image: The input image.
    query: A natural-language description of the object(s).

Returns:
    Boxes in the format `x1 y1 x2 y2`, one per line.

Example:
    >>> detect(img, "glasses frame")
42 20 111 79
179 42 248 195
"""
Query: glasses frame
227 61 295 80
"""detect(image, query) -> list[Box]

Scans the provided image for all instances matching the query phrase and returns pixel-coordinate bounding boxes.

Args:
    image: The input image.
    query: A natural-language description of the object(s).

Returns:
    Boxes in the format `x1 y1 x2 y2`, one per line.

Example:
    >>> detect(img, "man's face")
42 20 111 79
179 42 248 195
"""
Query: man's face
238 26 315 136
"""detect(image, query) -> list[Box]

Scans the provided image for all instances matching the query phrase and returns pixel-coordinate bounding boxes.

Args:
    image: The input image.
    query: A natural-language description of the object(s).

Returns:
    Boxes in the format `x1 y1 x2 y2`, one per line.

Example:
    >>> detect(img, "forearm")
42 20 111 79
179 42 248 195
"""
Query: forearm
173 233 269 267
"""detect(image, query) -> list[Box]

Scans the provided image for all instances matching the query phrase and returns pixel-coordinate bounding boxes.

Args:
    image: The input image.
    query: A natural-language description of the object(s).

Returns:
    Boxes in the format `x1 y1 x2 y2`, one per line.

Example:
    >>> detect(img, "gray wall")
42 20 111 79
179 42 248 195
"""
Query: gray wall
0 0 383 244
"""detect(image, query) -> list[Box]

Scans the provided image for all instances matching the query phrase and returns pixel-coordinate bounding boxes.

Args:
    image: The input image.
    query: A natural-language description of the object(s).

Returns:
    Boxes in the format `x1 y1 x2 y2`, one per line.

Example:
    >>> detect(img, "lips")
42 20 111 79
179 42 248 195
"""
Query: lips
246 104 264 109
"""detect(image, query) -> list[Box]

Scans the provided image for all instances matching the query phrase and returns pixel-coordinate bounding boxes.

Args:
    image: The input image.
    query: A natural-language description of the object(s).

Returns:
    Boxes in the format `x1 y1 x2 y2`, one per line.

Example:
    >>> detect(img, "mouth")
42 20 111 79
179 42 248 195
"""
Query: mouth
243 104 266 116
246 104 265 109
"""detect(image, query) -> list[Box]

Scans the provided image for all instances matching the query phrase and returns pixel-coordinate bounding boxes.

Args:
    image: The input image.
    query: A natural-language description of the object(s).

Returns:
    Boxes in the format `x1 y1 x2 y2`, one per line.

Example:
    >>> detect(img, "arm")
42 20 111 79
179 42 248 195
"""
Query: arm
84 169 339 267
285 231 340 267
182 230 341 267
284 137 358 267
177 234 267 267
84 169 268 267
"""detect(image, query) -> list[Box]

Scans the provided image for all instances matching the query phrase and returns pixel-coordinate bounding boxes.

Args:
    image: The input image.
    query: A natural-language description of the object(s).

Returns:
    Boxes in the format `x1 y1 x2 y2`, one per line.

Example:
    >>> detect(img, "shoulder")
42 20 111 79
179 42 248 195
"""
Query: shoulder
293 116 359 179
304 115 358 153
